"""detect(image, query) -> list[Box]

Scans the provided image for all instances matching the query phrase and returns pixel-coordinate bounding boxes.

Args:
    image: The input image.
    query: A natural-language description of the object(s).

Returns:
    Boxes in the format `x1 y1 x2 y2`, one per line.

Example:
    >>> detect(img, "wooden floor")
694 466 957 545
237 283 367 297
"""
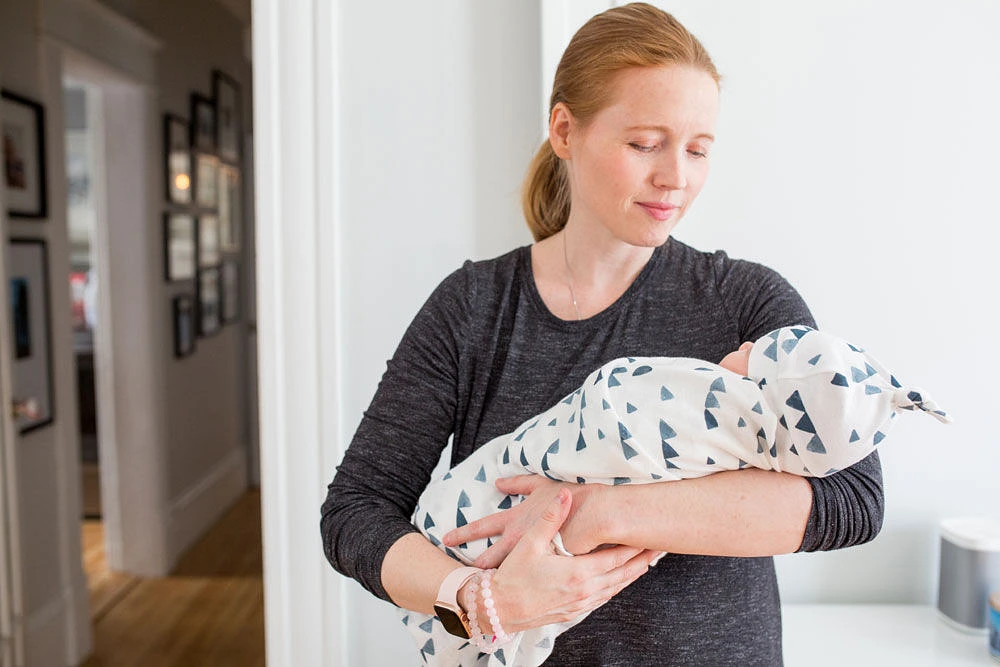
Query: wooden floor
80 490 265 667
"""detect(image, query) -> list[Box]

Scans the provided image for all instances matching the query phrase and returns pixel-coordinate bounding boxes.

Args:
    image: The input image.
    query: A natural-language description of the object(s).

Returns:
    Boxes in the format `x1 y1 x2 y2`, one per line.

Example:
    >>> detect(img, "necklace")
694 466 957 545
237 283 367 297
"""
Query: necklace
562 231 582 320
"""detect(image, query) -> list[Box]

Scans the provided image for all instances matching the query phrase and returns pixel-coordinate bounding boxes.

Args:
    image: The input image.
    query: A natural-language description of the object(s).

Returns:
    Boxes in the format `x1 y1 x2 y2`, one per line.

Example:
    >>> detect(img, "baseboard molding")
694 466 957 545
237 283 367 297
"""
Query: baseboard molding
166 447 248 568
23 588 70 667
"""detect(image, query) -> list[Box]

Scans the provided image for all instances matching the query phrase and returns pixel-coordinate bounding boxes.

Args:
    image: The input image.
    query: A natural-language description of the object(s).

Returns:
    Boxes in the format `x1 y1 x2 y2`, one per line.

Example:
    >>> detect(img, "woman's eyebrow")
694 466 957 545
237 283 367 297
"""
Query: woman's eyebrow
623 125 715 142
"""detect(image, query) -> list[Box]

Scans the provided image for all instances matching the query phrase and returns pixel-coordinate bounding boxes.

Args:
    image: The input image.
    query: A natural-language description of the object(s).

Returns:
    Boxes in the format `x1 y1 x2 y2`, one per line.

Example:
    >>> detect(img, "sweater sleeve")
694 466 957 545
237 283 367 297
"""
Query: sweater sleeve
715 254 885 551
320 263 472 602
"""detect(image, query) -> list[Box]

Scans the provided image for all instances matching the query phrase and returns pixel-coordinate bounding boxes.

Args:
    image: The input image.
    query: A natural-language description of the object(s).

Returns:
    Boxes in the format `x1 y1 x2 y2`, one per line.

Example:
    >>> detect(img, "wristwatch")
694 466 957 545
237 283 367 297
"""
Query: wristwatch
433 566 481 638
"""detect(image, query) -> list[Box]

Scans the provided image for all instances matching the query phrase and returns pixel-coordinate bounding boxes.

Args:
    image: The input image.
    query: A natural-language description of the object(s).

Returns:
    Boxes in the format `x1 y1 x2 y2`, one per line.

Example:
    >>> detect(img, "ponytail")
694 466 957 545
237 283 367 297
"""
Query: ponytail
521 140 571 241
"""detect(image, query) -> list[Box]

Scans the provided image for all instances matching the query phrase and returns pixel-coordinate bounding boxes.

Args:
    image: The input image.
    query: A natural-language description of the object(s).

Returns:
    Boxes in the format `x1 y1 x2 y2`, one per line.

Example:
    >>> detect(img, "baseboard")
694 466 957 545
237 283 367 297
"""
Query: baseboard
23 588 70 667
165 447 248 568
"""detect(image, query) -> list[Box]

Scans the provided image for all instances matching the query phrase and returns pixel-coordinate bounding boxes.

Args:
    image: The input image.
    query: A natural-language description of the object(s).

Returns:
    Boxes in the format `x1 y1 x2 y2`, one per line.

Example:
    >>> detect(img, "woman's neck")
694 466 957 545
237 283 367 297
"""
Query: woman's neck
531 223 659 321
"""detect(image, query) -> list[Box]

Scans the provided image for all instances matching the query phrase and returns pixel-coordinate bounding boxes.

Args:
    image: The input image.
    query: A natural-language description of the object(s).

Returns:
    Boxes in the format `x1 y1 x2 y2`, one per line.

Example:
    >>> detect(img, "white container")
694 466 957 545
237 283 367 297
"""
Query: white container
937 517 1000 633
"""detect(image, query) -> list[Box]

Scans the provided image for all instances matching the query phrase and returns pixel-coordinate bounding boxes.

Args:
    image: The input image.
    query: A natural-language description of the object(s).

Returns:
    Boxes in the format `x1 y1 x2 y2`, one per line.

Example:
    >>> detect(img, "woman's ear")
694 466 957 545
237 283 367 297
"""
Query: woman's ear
548 102 574 160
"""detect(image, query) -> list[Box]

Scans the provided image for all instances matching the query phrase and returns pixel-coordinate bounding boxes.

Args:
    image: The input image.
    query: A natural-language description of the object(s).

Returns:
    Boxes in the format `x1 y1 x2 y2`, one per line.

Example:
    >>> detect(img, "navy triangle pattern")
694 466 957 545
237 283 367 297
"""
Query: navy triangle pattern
627 402 638 413
613 477 631 485
764 341 778 361
502 447 510 464
548 418 557 427
738 416 746 428
849 429 860 443
710 377 727 393
661 386 675 400
421 638 435 657
598 429 605 440
808 354 822 366
581 391 587 409
618 422 632 441
608 374 621 388
498 495 512 510
851 366 868 382
475 466 487 482
662 440 680 460
442 472 452 480
561 394 574 405
865 385 881 395
660 420 677 440
424 514 435 530
602 399 612 410
576 432 587 451
547 439 559 454
419 618 435 633
633 365 652 376
519 449 529 467
622 441 639 460
705 392 720 409
568 412 576 423
831 373 849 387
752 402 764 414
873 431 885 445
806 435 826 454
704 410 719 429
789 444 799 456
781 337 799 354
786 390 805 411
458 491 471 508
707 457 715 465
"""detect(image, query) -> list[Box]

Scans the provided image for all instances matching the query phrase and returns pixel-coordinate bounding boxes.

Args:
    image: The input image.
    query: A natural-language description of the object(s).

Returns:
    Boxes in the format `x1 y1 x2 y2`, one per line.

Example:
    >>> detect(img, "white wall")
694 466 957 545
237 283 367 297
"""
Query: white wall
335 2 540 663
652 0 1000 603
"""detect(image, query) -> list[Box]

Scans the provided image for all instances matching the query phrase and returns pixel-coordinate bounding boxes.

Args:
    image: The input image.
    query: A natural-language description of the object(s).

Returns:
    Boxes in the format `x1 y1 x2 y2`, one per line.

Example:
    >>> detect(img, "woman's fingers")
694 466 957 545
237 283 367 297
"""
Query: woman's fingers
494 474 547 496
442 507 511 546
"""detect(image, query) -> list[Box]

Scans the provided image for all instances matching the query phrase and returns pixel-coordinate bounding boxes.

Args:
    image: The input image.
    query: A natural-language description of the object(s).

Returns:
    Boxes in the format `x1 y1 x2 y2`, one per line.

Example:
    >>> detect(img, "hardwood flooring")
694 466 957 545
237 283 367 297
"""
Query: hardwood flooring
80 490 265 666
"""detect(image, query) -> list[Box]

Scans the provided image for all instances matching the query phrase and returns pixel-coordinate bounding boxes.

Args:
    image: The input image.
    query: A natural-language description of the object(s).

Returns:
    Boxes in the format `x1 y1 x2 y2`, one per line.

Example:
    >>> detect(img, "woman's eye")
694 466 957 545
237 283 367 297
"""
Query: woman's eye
629 142 656 153
688 148 708 159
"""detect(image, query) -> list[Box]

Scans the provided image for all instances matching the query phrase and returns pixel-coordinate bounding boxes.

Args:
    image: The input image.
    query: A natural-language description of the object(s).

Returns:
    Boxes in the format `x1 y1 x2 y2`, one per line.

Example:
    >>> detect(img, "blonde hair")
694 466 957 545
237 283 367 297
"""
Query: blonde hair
522 3 720 241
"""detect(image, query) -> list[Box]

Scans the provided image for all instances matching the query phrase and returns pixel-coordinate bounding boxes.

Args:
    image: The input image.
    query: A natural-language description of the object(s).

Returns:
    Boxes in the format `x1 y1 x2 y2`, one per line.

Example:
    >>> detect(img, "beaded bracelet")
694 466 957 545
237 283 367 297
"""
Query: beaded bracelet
462 569 512 653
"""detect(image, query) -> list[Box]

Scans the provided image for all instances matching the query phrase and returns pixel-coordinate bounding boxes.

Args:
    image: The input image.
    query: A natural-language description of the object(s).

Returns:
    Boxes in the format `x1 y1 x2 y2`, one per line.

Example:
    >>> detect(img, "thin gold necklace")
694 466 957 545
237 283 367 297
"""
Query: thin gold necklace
562 231 582 320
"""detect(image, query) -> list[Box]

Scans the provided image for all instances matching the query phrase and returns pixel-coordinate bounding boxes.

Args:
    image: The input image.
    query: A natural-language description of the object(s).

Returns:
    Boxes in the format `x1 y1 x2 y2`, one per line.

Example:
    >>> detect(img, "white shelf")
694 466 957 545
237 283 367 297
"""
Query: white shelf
782 604 994 666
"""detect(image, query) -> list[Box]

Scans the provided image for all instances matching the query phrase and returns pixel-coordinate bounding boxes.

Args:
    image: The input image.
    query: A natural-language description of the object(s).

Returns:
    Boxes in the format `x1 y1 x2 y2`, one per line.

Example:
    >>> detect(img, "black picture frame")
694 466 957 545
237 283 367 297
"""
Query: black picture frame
163 113 192 204
213 69 241 165
173 294 196 358
8 238 55 433
190 93 216 153
221 260 240 324
2 90 48 218
163 212 196 282
197 268 221 336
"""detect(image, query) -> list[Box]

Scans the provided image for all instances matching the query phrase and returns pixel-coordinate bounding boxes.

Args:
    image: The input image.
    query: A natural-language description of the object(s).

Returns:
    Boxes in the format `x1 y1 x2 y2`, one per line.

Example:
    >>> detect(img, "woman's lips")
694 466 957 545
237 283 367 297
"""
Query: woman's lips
637 202 679 221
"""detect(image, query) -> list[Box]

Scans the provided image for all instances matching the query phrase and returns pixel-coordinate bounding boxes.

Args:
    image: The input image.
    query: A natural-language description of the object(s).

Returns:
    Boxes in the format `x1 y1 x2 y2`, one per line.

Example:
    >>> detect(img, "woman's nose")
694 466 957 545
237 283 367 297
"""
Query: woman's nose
651 151 687 190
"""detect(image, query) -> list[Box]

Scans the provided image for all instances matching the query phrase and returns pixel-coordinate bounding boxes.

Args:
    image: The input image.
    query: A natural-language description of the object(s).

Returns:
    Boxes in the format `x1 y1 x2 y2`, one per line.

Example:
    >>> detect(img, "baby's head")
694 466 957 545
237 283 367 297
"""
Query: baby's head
719 341 754 376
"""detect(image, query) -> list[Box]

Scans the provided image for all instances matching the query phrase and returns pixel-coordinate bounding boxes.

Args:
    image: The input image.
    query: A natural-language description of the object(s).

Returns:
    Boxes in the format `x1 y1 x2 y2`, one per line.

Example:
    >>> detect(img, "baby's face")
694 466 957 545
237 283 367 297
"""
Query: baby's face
719 341 754 376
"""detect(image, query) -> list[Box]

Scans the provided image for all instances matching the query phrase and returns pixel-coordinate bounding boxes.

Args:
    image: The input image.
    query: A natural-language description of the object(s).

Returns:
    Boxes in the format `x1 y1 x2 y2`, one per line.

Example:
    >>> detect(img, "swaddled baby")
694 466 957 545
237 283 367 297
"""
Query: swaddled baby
404 326 951 667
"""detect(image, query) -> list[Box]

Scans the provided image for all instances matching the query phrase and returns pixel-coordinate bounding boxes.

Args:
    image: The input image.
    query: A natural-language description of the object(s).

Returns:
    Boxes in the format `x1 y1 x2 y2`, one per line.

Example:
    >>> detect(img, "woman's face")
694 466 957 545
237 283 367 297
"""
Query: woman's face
554 65 719 248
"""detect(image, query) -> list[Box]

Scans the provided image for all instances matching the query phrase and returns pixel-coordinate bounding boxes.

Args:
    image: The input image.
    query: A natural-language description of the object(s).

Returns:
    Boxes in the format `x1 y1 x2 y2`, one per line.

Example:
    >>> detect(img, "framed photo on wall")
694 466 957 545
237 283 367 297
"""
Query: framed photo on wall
164 212 196 281
2 90 48 218
163 113 192 204
8 238 54 433
173 294 196 358
194 153 219 208
221 259 240 324
197 268 221 336
218 165 240 252
190 93 216 153
198 214 220 268
213 70 241 164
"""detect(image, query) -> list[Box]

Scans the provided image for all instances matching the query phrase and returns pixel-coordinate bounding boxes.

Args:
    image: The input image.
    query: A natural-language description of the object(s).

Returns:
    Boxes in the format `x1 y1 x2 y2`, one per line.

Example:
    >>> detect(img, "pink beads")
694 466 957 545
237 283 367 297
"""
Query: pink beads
462 569 512 653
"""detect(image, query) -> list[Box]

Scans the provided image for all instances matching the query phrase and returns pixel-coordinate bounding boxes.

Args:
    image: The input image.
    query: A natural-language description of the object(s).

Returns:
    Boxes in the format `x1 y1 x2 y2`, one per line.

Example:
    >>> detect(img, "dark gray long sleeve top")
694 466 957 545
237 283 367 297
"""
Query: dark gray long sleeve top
321 238 884 666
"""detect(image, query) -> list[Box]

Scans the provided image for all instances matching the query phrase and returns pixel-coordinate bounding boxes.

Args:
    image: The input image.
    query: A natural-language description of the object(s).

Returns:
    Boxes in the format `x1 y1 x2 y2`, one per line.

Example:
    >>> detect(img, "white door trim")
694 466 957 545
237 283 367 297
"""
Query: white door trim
253 0 348 664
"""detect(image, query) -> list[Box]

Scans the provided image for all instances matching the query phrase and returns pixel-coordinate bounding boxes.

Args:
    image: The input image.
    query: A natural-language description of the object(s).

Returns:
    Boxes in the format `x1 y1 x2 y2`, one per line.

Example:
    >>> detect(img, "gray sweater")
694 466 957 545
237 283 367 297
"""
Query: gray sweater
321 238 884 666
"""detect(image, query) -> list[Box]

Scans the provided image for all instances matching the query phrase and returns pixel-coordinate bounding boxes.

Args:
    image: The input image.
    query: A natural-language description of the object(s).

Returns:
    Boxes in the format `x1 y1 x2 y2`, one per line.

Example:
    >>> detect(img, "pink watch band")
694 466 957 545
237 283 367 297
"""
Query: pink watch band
436 566 481 607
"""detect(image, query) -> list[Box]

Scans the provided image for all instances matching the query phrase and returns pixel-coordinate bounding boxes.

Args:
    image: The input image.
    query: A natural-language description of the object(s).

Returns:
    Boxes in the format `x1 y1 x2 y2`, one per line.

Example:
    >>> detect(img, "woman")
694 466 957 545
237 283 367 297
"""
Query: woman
322 4 883 664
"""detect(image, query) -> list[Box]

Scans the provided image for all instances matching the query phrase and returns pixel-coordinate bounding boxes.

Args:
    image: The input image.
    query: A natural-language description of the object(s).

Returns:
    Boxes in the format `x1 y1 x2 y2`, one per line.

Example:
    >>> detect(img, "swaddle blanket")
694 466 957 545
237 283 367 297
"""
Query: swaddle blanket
403 326 950 666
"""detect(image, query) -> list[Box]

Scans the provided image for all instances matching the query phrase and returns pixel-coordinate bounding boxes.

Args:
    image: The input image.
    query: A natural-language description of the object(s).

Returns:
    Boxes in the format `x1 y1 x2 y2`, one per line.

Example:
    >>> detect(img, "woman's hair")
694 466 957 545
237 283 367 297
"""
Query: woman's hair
522 3 720 241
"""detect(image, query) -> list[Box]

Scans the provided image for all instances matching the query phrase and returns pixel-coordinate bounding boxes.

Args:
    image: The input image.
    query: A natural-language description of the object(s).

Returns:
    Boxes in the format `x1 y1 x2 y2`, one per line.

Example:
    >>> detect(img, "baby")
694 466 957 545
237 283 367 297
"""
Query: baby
404 326 951 667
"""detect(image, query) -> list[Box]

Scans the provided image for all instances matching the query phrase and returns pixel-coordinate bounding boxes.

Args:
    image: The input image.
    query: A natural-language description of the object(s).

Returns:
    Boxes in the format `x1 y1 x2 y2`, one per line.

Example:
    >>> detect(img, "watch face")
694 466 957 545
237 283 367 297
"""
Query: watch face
434 603 471 639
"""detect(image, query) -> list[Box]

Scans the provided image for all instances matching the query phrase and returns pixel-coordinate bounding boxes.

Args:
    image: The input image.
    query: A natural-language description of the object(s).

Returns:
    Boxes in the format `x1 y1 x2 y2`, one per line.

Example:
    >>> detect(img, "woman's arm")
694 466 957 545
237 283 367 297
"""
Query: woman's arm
446 450 883 566
382 491 658 632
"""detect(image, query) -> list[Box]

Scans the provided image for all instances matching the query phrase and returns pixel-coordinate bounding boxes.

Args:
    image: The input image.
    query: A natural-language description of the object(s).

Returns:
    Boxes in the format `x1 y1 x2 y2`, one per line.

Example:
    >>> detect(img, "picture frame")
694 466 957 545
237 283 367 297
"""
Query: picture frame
163 212 196 281
2 90 48 218
198 214 220 268
221 260 240 324
197 268 221 336
163 113 192 204
173 294 196 358
218 165 240 252
8 238 55 433
213 70 241 164
194 153 218 209
190 93 216 153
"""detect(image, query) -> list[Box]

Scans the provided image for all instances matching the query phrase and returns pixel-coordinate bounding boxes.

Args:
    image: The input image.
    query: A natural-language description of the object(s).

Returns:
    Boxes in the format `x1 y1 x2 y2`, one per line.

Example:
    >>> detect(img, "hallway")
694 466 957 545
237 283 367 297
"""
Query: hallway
80 490 264 666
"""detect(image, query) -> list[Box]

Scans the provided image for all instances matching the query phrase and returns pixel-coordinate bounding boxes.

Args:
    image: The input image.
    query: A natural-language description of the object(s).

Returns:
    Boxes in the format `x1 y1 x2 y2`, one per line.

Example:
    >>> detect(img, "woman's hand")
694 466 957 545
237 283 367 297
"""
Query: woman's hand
468 488 657 633
443 474 609 568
